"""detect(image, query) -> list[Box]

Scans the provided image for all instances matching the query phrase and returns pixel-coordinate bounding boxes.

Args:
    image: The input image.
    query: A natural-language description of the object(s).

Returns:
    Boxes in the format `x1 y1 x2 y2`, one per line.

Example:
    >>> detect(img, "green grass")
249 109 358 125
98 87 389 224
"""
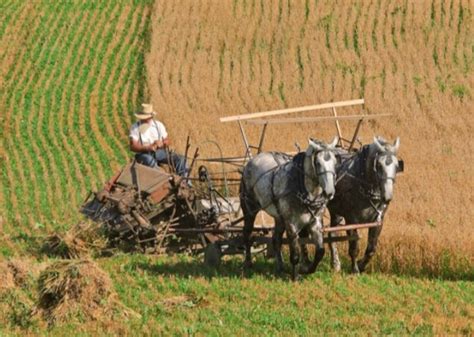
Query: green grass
0 254 472 336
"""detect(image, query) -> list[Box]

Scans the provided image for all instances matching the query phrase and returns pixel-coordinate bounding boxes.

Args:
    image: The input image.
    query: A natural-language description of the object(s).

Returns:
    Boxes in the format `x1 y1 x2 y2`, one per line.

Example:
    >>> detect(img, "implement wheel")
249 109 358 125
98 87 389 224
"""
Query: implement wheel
204 243 222 268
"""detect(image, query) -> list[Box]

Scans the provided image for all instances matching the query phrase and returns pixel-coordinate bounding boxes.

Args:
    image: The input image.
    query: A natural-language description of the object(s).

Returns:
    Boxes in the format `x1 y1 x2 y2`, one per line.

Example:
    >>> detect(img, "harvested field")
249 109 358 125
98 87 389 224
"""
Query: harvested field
145 0 474 275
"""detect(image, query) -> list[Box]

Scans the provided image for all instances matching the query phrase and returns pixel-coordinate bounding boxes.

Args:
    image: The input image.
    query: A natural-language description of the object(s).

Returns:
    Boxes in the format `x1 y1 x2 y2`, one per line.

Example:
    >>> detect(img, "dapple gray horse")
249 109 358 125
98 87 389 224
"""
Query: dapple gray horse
240 137 339 280
324 136 401 273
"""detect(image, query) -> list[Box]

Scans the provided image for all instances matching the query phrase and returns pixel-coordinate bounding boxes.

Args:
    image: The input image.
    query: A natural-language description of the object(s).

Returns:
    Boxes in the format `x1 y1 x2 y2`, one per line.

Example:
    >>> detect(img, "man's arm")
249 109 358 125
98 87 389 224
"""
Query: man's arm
130 138 156 153
130 138 168 153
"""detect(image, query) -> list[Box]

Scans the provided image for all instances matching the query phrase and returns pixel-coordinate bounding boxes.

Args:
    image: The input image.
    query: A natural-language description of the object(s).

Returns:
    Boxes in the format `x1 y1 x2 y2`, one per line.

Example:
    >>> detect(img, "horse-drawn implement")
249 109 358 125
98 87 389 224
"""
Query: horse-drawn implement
81 99 403 274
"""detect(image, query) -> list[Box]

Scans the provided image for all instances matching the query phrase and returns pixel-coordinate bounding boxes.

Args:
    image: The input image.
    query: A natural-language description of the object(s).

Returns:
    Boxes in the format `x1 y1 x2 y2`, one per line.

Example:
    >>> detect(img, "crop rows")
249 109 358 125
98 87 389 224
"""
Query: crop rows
146 0 473 275
1 1 152 238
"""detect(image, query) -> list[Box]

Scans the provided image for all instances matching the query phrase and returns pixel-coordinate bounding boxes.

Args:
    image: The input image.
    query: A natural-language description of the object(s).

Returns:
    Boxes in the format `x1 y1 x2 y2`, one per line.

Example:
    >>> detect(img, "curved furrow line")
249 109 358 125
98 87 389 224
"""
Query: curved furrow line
182 0 208 116
0 0 22 40
3 2 65 226
176 2 200 114
148 0 171 102
30 7 86 224
23 5 75 224
161 3 192 128
41 9 91 224
162 2 197 118
106 3 152 160
57 7 105 213
63 3 116 197
0 5 44 109
87 3 133 172
100 6 139 165
459 0 472 76
80 3 126 182
242 4 264 110
360 0 375 54
255 1 275 105
118 6 154 146
125 4 153 136
0 1 33 80
71 2 122 188
0 4 45 227
156 1 179 109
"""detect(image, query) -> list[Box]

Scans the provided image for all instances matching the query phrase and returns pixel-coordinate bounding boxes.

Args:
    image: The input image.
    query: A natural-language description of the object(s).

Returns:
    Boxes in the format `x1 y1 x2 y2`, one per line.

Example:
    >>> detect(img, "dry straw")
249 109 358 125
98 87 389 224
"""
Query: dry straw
35 259 140 325
42 221 107 259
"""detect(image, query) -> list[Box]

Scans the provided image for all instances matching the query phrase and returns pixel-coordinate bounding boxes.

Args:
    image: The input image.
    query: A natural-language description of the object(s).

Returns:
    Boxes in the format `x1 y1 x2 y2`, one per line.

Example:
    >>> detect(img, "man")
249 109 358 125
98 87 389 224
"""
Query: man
129 103 188 176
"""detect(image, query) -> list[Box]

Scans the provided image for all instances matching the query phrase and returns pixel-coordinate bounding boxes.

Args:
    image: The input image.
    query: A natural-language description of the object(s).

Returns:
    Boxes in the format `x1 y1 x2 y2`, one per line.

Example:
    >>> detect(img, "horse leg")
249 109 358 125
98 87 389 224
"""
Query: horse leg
328 212 343 272
286 223 301 281
304 216 325 274
347 229 360 274
241 199 257 270
272 219 285 274
358 223 383 272
298 227 312 273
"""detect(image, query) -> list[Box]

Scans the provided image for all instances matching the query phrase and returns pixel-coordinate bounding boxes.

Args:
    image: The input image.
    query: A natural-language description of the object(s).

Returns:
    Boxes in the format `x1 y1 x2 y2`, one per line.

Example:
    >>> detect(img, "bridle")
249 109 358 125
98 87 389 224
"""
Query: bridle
372 151 398 183
308 149 337 180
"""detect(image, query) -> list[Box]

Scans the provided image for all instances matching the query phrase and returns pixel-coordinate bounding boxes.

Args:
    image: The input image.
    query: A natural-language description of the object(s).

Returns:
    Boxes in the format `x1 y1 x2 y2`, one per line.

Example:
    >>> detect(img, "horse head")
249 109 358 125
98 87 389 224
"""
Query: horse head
370 136 401 202
306 136 339 200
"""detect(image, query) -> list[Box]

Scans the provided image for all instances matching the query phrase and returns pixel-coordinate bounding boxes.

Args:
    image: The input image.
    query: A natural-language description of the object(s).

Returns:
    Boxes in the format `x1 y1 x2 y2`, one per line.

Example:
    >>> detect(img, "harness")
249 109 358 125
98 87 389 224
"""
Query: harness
243 150 331 221
340 145 394 222
292 152 327 216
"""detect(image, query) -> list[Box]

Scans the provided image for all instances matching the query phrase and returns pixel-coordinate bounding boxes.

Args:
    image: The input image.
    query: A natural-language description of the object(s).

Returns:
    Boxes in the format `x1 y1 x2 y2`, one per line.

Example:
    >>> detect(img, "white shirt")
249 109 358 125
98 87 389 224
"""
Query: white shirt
129 120 168 145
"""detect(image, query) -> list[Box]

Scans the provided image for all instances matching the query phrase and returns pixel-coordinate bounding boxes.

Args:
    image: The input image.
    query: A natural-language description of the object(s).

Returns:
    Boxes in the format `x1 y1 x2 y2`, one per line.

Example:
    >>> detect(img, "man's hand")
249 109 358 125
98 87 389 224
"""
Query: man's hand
152 140 164 150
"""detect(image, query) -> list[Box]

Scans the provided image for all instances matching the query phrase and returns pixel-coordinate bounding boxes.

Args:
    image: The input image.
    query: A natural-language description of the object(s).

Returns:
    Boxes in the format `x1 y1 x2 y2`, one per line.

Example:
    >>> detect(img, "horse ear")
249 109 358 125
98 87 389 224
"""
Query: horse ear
373 136 385 152
393 137 400 154
308 138 323 152
329 136 339 148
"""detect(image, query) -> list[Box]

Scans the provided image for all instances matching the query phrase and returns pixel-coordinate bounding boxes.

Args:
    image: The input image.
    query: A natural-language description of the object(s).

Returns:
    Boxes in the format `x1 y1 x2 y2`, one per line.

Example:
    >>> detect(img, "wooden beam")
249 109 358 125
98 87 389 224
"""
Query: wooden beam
220 99 365 123
245 113 391 125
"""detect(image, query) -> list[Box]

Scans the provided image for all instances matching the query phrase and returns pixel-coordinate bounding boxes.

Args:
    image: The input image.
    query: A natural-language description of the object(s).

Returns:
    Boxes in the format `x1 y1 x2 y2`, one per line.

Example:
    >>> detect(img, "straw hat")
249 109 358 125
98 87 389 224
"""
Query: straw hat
134 103 156 120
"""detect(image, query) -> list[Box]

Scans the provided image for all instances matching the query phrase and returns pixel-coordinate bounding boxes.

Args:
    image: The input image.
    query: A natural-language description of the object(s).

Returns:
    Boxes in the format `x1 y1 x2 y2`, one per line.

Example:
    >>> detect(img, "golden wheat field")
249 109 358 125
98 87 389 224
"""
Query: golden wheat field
144 0 473 275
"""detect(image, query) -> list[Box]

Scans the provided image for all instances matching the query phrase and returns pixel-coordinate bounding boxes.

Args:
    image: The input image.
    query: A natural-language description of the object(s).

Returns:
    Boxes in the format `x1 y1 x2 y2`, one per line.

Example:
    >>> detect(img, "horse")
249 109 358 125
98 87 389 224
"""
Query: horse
240 137 339 280
325 136 402 273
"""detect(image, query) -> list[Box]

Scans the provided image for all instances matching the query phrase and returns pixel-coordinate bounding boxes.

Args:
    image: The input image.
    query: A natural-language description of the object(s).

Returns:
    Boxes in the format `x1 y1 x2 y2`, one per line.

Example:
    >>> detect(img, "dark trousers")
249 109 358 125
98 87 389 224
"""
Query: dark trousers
135 149 187 176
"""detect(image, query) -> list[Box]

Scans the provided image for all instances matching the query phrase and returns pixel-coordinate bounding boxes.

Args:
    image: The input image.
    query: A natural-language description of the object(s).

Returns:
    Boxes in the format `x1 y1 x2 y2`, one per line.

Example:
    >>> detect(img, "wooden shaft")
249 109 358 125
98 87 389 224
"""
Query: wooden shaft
333 107 343 146
220 99 365 122
246 113 392 125
323 222 381 232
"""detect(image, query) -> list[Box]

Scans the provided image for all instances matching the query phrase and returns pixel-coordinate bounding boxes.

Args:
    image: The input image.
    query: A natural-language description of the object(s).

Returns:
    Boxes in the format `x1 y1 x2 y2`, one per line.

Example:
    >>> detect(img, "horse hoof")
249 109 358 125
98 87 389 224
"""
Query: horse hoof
351 267 360 275
357 261 366 273
243 260 253 270
332 264 341 273
274 265 284 275
298 263 313 275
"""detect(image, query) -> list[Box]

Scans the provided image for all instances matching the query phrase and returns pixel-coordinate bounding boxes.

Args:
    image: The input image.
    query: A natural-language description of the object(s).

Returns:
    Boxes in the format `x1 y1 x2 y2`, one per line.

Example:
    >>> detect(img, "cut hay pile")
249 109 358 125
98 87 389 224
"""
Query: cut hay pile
0 261 16 292
42 222 107 259
0 258 45 328
36 259 139 325
0 258 44 292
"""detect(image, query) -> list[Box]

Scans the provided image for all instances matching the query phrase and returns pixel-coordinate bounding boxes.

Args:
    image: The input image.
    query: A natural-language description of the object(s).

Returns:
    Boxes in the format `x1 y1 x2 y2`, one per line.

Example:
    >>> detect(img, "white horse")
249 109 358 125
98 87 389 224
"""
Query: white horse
240 137 339 280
